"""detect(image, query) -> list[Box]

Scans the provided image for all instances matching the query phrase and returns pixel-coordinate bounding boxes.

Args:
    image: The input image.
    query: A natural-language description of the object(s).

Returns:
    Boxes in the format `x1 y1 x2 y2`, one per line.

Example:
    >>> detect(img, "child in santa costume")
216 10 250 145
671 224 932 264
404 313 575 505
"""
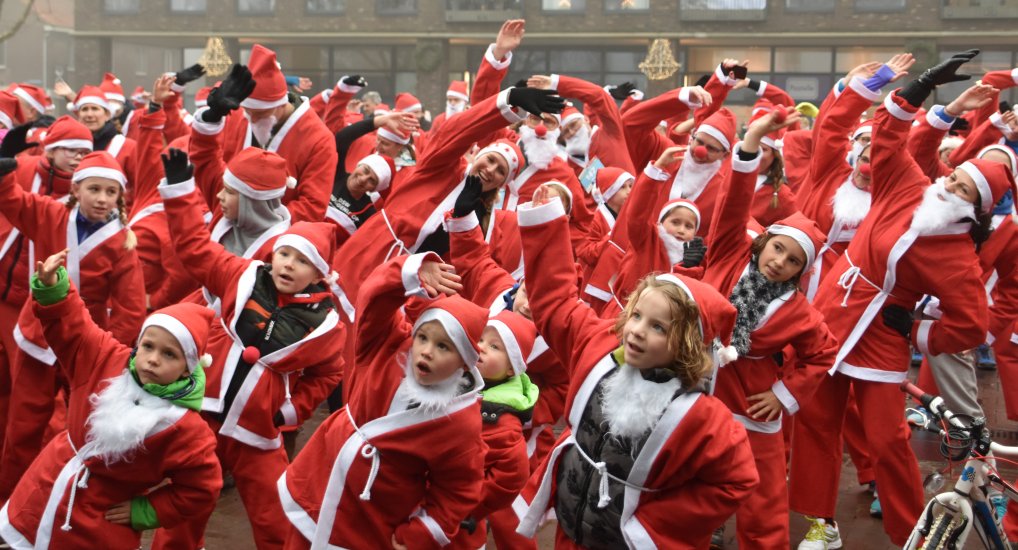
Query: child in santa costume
790 50 1009 547
277 252 488 549
512 186 758 548
745 103 798 227
154 149 346 549
0 149 145 502
71 85 139 211
447 310 538 550
699 108 838 549
0 116 92 449
0 250 221 550
575 166 634 279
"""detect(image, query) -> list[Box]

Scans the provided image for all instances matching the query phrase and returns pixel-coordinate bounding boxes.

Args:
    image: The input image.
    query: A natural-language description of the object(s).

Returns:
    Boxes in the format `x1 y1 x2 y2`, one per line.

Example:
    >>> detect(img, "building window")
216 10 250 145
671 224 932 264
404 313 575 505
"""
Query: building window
238 0 274 13
855 0 905 10
774 47 833 73
680 0 765 8
104 0 140 13
679 0 766 20
604 0 648 12
936 49 1014 104
308 0 343 12
170 0 206 12
785 0 834 11
835 47 908 73
688 47 772 74
378 0 417 14
542 0 586 12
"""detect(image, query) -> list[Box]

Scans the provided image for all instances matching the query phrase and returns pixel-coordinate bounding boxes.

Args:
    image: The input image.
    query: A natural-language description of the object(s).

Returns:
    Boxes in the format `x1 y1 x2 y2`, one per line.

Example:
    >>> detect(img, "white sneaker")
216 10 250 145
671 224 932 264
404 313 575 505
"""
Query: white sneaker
798 516 843 549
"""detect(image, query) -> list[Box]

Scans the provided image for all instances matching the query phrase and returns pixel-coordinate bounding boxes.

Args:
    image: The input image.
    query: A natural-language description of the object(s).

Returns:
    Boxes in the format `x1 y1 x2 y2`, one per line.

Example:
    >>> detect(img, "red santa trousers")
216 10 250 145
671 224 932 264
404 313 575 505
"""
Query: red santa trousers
735 429 788 550
0 351 63 500
789 372 923 545
993 337 1018 421
0 300 19 449
153 420 289 550
488 506 538 550
843 388 876 485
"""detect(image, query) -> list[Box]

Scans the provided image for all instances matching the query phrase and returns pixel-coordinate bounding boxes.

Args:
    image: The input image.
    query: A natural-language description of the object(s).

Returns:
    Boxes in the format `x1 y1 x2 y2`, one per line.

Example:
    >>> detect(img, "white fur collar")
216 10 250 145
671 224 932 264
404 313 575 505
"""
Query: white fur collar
657 224 685 266
601 364 680 440
394 358 478 413
755 173 769 193
911 178 975 236
671 157 721 201
831 177 872 228
84 370 179 465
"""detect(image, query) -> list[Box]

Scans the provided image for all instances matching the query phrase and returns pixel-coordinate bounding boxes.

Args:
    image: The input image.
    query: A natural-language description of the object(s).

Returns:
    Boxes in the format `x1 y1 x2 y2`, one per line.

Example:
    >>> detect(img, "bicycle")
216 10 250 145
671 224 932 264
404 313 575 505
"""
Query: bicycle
901 381 1018 550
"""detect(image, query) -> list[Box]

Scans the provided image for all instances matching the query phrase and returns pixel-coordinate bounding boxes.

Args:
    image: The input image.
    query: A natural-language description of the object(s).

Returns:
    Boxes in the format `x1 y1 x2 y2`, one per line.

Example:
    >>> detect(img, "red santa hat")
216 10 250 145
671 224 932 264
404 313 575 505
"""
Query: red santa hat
475 139 523 182
653 273 738 366
241 44 289 110
560 104 584 127
395 92 422 113
446 80 469 102
223 147 296 200
43 115 93 151
748 99 785 150
486 310 537 375
766 212 827 272
8 84 52 116
273 221 336 278
696 108 736 152
851 119 873 140
195 86 213 108
373 103 391 116
977 144 1018 178
73 85 111 112
957 158 1018 214
130 86 147 108
658 198 701 230
377 127 410 145
0 91 24 129
592 166 633 205
357 153 396 192
100 72 125 104
140 302 215 372
412 294 489 367
72 151 127 188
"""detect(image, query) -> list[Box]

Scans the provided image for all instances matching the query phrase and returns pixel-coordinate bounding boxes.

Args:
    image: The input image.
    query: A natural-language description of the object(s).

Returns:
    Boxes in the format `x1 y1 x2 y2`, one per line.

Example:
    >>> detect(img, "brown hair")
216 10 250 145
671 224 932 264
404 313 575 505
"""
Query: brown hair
764 148 786 210
67 183 136 250
750 232 804 285
613 275 712 387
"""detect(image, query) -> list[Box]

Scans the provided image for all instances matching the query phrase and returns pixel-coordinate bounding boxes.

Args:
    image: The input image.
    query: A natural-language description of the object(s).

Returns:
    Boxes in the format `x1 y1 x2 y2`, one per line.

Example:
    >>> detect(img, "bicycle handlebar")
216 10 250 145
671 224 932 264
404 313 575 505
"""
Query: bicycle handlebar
900 381 936 410
899 381 966 429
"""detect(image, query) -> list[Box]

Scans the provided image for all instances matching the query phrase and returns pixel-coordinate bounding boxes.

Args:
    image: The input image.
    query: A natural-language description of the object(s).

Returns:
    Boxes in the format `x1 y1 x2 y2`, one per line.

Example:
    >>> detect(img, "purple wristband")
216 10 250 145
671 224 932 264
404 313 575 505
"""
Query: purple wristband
863 64 898 92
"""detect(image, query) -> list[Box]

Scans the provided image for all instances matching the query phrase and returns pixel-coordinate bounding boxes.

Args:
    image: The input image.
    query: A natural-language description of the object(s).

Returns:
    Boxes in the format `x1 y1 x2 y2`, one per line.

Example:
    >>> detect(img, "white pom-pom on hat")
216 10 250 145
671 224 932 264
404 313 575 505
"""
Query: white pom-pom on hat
198 353 213 369
286 176 297 189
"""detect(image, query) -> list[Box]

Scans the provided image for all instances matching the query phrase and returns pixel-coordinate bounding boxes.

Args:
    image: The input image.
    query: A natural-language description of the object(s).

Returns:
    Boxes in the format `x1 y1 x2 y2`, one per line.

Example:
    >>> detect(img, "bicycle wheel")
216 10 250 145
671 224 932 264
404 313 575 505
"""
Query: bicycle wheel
920 511 964 550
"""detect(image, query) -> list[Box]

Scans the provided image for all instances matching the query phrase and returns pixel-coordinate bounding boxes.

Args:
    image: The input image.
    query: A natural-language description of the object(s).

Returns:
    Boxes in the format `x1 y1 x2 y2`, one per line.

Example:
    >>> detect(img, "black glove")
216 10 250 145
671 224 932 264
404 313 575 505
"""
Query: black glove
507 87 566 117
609 82 636 101
30 115 55 129
460 517 477 535
174 63 206 87
882 304 913 340
900 49 979 107
950 117 970 134
513 79 529 89
0 158 17 178
1001 100 1013 114
342 74 367 88
694 74 711 88
681 237 707 268
0 124 36 158
160 148 194 185
454 175 483 218
273 411 285 427
203 64 256 122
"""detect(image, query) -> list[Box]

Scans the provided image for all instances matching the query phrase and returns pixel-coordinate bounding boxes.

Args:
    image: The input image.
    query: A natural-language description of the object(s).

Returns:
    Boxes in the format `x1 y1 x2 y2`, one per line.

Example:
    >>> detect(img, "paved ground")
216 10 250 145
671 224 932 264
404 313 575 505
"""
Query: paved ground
182 364 1018 549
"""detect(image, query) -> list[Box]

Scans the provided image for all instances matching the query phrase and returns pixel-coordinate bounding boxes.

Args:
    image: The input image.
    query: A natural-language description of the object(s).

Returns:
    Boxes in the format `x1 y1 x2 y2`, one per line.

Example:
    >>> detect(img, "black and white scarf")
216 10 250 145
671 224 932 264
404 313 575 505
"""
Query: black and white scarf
727 258 795 355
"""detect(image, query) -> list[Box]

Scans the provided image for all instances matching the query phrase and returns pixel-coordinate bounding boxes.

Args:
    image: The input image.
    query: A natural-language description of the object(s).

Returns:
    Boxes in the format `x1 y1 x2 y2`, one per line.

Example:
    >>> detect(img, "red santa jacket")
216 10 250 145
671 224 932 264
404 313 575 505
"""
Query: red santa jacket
278 254 484 550
513 198 758 548
97 133 139 211
908 105 1011 181
313 78 363 134
0 286 220 550
750 174 798 227
0 156 74 308
980 216 1018 343
704 148 837 433
552 74 635 175
0 175 145 363
160 176 346 449
330 88 525 306
813 92 989 382
205 97 337 222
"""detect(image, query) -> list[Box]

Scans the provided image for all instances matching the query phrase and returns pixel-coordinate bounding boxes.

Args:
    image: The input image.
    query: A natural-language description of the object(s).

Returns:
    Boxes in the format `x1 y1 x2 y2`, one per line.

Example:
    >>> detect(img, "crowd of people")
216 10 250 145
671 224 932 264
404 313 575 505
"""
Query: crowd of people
0 17 1014 550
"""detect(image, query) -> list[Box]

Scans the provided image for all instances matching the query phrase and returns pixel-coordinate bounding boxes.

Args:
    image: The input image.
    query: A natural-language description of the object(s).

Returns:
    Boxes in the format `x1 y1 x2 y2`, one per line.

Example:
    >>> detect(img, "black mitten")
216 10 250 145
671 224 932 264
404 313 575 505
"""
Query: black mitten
454 175 483 218
174 64 206 87
899 49 979 107
507 88 566 117
609 82 636 100
203 64 256 122
0 124 37 158
681 237 707 268
160 148 194 184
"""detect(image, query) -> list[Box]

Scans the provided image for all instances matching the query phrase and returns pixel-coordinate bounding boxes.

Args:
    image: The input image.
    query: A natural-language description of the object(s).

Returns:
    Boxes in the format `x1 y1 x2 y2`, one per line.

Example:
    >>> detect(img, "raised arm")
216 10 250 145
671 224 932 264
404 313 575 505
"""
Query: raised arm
0 157 65 242
548 74 635 173
622 86 704 171
447 210 517 307
322 75 367 134
805 77 880 194
470 20 523 105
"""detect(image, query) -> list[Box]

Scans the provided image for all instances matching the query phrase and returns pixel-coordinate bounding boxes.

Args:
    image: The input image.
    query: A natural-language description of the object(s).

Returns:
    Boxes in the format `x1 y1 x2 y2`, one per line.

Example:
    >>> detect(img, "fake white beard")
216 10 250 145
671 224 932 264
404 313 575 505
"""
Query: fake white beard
518 125 561 171
601 364 680 440
657 224 686 266
564 124 592 158
396 351 476 413
910 177 976 236
671 157 722 200
446 100 466 118
83 370 177 465
831 177 872 228
249 115 277 146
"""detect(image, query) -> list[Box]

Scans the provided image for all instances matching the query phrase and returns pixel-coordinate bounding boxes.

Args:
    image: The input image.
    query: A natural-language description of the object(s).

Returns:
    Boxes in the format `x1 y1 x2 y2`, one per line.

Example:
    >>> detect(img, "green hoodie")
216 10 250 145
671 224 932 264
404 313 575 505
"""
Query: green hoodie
480 373 539 423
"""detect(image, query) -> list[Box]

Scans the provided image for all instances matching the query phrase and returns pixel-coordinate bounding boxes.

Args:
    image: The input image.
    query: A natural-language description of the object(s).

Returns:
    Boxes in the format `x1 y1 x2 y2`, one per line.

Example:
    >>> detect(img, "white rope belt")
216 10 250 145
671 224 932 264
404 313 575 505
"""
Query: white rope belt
572 440 658 509
381 209 409 262
345 407 380 501
836 252 888 307
61 435 91 532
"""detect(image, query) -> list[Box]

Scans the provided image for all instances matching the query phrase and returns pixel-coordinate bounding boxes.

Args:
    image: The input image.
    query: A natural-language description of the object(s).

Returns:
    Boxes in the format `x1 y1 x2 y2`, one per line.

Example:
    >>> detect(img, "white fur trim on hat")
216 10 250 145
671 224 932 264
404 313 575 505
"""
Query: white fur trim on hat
73 166 127 188
273 233 330 277
487 319 527 375
105 92 126 104
12 87 45 115
377 127 410 145
358 154 393 191
75 96 110 112
240 95 288 110
541 181 573 214
140 313 200 372
852 123 873 139
0 112 12 130
767 224 816 271
447 90 469 101
44 139 93 152
562 110 584 127
414 308 479 367
696 123 731 151
658 200 700 229
400 102 422 113
223 168 287 200
761 135 783 151
596 171 633 204
476 142 520 180
957 161 993 214
978 144 1018 177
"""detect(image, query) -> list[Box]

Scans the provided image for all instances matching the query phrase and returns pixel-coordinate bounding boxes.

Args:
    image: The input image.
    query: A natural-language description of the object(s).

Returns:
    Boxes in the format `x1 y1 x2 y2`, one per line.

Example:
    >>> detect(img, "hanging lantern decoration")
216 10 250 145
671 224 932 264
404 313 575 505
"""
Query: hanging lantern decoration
639 39 680 81
558 0 572 7
197 37 233 78
620 0 636 8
